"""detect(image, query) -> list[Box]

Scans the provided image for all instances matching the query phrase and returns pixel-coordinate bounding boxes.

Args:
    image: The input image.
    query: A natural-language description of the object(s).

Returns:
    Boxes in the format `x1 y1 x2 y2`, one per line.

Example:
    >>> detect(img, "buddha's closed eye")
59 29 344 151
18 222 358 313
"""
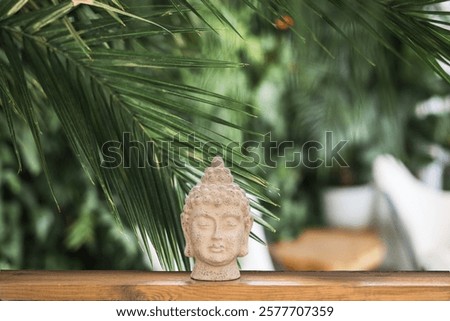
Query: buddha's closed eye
195 217 213 228
225 217 239 227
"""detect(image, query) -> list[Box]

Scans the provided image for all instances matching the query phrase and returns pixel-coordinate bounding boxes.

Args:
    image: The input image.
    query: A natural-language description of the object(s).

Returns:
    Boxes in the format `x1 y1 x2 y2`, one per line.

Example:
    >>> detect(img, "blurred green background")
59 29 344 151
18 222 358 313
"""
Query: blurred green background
1 0 449 270
0 113 148 269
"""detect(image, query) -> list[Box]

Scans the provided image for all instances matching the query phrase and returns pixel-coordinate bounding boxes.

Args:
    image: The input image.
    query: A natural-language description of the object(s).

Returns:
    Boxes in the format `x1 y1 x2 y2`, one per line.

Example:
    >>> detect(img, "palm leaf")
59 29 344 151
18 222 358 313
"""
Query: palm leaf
0 64 22 171
3 0 450 271
0 0 28 19
324 0 450 84
0 1 276 270
1 30 59 209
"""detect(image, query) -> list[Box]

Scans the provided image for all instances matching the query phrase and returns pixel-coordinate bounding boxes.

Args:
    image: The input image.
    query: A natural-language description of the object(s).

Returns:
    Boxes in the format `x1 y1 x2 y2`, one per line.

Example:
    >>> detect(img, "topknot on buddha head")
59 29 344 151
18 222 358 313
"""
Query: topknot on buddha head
201 156 234 185
181 156 251 225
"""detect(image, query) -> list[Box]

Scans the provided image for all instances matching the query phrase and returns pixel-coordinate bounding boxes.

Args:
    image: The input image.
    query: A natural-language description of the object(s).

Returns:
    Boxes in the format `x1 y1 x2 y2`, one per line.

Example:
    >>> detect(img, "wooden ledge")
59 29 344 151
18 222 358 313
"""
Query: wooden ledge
1 271 449 301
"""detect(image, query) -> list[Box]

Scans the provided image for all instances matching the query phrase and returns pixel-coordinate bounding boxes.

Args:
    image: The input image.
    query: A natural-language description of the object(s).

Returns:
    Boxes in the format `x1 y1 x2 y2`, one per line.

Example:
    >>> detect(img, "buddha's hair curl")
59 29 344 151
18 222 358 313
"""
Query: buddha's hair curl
181 157 252 228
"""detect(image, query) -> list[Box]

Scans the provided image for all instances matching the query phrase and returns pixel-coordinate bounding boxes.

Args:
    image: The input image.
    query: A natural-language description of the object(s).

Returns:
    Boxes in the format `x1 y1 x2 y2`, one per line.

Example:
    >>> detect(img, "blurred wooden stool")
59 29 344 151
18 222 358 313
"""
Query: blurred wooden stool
270 228 386 271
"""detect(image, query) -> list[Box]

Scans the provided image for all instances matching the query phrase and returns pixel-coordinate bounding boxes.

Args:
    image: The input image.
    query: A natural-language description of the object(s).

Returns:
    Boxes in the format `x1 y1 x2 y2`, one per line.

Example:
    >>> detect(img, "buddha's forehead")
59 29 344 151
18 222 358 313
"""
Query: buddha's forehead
191 203 243 217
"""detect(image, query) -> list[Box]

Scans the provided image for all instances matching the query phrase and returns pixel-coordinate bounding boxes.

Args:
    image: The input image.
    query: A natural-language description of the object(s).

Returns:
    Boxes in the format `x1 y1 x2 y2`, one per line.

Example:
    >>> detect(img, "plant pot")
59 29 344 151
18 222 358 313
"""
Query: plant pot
323 184 375 228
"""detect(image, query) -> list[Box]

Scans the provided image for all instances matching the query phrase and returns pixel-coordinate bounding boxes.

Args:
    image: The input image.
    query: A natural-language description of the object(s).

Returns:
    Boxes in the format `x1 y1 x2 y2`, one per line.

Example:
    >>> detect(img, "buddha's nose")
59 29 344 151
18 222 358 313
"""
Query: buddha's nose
212 225 223 240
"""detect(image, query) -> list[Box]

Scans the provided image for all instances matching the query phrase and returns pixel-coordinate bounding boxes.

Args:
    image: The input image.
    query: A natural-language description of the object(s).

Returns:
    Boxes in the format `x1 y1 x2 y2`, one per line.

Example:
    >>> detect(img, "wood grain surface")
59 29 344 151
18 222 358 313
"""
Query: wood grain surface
0 271 449 301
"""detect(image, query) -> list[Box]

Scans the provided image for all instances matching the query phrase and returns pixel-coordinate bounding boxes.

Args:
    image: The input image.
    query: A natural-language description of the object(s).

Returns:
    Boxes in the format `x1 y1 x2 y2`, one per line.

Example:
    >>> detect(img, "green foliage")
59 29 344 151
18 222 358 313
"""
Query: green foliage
406 107 450 174
184 0 450 240
0 114 147 269
1 0 450 266
0 0 278 270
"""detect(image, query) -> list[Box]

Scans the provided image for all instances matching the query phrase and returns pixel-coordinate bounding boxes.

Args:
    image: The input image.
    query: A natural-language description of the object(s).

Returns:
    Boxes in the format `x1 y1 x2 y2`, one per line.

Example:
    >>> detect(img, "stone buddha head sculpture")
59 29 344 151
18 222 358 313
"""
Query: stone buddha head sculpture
181 156 253 281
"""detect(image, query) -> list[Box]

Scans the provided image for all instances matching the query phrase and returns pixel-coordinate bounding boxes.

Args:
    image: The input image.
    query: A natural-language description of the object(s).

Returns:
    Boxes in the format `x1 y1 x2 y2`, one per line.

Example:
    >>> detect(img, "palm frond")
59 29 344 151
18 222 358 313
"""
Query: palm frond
0 0 28 19
0 1 277 270
1 29 59 208
322 0 450 83
0 64 22 172
2 0 450 270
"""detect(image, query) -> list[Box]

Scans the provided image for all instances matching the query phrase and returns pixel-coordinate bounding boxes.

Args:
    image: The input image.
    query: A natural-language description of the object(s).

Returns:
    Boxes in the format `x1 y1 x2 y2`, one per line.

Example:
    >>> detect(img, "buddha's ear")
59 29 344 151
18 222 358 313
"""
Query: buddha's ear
181 213 193 257
239 216 253 257
247 216 254 233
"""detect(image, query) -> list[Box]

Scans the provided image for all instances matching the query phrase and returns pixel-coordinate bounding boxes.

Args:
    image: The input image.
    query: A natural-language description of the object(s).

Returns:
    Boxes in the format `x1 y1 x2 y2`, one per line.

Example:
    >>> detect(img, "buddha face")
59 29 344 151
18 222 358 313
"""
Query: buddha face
183 203 251 267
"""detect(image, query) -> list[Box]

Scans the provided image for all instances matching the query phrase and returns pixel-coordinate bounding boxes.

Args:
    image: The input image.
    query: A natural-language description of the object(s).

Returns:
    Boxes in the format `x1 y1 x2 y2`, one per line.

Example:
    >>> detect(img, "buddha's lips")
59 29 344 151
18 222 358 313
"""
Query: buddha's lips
209 245 225 252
